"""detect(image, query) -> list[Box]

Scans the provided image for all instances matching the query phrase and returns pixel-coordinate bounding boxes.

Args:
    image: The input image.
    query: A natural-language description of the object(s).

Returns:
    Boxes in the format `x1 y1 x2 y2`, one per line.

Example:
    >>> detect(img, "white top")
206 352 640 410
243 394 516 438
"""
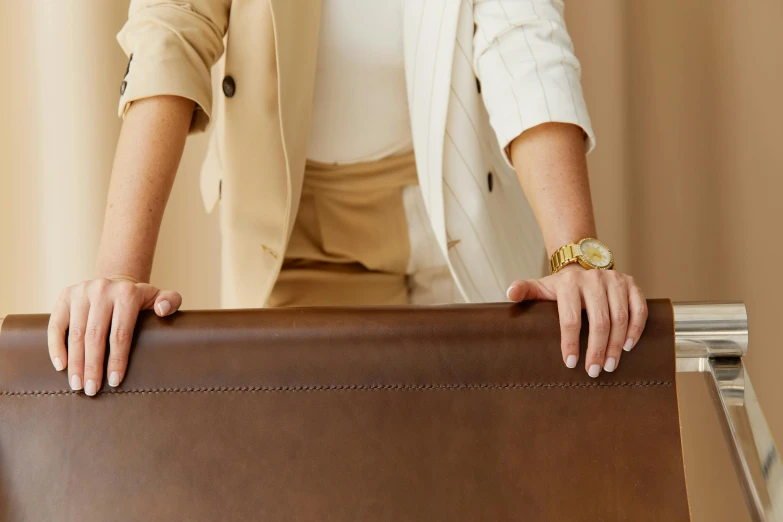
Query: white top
306 0 413 165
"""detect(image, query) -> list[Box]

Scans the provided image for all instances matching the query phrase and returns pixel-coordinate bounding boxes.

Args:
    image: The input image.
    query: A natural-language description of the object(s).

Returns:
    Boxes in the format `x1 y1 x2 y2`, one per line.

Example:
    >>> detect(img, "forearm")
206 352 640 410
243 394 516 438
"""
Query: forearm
509 122 596 258
95 95 195 283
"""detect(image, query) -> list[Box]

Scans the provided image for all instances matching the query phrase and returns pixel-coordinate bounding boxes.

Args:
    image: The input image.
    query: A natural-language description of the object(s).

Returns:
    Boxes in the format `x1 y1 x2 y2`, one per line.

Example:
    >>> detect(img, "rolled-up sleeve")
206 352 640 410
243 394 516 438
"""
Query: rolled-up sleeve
473 0 596 169
116 0 231 134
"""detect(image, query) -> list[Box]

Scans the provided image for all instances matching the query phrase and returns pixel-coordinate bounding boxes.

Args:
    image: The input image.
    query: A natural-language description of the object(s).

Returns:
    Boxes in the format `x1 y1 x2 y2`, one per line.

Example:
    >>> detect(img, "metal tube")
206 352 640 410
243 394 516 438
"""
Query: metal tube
706 358 783 521
671 302 782 521
673 301 748 358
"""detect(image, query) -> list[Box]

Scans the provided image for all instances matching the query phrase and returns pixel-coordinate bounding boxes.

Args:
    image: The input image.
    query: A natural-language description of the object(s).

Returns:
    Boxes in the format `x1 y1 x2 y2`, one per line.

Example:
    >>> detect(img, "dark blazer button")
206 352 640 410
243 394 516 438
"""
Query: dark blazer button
476 77 481 94
222 76 236 98
487 171 493 192
120 81 127 96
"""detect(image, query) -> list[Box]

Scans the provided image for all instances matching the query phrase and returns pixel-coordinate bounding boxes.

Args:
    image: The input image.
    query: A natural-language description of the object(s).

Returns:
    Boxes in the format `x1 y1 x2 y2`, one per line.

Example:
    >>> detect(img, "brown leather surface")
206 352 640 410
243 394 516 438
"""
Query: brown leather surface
0 299 690 521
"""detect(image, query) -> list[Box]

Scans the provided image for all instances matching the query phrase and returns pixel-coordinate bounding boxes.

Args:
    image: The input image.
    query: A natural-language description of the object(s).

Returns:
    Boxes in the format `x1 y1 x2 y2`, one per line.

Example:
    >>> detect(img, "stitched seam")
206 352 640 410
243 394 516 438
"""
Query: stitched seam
550 18 581 127
424 0 450 216
446 240 484 300
444 130 506 239
477 13 526 130
442 181 505 294
507 0 552 120
1 381 673 396
408 0 429 115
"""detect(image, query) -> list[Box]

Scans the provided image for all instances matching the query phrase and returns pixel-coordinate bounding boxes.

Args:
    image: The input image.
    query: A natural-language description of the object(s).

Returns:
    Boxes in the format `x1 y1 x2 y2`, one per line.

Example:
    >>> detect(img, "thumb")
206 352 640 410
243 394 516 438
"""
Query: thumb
506 279 552 302
138 284 183 316
153 291 183 316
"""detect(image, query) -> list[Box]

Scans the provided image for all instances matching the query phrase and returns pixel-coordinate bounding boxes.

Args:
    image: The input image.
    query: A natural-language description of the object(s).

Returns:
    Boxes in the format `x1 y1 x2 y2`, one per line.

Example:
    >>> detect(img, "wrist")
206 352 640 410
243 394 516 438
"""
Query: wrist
103 274 143 284
554 262 587 274
96 253 152 284
546 233 597 259
549 237 615 274
95 262 149 284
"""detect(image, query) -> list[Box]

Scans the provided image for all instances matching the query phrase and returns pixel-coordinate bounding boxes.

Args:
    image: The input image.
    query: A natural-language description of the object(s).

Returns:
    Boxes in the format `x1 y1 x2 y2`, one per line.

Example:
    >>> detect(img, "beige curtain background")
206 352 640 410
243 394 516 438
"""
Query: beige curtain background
0 1 780 519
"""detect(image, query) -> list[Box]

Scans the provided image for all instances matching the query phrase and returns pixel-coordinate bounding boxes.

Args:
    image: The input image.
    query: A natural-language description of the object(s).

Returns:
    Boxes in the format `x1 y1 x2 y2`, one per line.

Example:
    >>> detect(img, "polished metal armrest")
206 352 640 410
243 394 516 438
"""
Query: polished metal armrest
675 302 782 522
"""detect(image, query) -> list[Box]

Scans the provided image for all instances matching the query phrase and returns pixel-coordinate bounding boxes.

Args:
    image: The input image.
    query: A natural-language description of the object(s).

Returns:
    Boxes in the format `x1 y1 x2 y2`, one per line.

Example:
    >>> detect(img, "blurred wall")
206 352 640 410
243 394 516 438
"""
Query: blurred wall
1 1 781 520
0 0 220 313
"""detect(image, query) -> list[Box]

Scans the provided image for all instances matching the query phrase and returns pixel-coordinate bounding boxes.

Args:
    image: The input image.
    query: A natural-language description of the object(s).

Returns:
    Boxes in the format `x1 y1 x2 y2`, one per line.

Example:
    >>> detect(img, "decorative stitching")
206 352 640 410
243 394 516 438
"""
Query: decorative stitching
442 180 505 294
423 0 451 216
1 381 672 397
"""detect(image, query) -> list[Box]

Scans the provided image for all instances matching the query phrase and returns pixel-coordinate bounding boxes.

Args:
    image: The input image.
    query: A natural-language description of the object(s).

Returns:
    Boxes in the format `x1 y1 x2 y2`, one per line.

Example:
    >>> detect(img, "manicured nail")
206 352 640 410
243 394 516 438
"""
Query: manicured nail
604 357 617 372
70 375 82 391
84 380 97 396
506 286 515 301
566 355 578 368
53 357 64 371
588 364 601 378
157 300 171 316
623 338 634 352
108 372 120 387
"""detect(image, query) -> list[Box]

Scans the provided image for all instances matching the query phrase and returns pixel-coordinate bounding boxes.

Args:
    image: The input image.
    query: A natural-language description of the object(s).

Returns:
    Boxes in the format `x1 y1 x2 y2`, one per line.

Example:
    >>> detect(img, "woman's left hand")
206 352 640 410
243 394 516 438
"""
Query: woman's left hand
506 264 648 378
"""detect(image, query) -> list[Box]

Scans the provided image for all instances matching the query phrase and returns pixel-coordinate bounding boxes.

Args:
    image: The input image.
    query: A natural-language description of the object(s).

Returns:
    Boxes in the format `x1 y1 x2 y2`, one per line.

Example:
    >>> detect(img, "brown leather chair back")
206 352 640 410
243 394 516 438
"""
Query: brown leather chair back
0 300 690 521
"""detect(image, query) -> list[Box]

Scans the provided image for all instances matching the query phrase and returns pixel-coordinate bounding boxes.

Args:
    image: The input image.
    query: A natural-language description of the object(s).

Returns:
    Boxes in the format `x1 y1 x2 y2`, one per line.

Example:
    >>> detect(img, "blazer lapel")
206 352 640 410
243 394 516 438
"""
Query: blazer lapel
403 0 462 252
267 0 322 242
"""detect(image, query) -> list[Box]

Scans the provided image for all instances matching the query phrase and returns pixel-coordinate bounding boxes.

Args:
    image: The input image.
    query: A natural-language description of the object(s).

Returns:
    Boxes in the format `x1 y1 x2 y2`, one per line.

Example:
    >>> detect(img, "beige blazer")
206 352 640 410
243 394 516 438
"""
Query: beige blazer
117 0 595 308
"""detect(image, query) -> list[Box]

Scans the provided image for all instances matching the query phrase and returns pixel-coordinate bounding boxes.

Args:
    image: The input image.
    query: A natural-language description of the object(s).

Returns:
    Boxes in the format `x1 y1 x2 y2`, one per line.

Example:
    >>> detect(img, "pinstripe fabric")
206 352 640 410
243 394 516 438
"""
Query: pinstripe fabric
403 0 594 303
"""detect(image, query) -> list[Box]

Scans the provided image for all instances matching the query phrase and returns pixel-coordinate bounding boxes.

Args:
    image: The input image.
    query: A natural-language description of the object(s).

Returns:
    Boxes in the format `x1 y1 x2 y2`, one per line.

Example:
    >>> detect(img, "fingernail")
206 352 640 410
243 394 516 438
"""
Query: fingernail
84 380 97 396
623 338 634 352
157 300 171 315
604 357 617 372
588 364 601 378
70 375 82 391
506 285 515 301
53 357 64 371
108 372 120 387
566 355 577 368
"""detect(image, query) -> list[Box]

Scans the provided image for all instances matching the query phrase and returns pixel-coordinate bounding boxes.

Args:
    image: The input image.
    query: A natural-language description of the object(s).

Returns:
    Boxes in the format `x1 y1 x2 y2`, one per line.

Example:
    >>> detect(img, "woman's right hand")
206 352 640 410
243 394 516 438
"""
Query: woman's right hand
47 277 182 396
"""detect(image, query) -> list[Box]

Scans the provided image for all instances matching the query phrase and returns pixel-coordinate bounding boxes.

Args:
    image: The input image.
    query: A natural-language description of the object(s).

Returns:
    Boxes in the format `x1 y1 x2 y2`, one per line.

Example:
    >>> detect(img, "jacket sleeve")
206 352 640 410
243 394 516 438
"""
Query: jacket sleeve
116 0 231 134
472 0 596 169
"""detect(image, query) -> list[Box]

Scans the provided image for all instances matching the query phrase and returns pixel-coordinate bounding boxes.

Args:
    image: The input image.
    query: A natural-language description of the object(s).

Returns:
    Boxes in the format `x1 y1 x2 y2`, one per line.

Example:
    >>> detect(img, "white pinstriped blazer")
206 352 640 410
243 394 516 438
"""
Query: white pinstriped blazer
117 0 595 307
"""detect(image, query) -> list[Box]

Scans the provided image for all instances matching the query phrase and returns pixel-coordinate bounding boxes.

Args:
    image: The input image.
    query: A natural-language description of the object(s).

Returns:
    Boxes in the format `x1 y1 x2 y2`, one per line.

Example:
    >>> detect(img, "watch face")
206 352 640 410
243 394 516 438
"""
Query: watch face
578 238 613 269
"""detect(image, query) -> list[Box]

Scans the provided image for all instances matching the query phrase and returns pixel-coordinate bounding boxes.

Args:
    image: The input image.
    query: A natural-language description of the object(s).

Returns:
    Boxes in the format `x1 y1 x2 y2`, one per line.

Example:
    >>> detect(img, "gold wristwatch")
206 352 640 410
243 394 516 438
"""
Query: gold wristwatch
549 237 615 275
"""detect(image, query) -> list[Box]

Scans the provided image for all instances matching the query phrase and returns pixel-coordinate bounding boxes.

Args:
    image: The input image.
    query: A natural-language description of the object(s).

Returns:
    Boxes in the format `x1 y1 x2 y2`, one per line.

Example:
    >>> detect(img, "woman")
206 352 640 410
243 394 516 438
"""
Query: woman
47 0 648 396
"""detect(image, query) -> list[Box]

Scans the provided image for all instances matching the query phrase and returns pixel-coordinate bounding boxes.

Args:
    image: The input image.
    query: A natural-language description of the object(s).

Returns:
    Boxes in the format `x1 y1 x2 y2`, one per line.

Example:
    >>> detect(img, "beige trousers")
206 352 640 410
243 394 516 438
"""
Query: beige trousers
267 151 462 307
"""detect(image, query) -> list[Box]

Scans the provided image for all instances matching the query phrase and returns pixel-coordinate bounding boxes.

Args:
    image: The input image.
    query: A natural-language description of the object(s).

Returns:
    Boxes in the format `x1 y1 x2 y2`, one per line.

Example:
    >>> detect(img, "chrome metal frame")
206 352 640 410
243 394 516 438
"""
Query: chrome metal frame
675 302 782 521
1 303 780 519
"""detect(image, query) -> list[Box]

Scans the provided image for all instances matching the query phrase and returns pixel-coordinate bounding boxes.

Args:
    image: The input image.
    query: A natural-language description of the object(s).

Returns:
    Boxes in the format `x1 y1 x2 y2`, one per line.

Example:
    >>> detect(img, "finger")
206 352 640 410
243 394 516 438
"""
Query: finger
583 273 610 378
83 298 113 397
47 291 70 372
556 281 582 369
603 275 629 373
506 279 555 302
154 290 182 316
624 281 649 351
136 285 182 316
67 293 90 392
107 290 140 388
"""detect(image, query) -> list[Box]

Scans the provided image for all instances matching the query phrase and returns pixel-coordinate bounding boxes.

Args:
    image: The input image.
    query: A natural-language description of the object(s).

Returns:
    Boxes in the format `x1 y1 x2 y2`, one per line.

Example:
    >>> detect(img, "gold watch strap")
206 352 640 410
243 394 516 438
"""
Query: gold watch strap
549 243 579 275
